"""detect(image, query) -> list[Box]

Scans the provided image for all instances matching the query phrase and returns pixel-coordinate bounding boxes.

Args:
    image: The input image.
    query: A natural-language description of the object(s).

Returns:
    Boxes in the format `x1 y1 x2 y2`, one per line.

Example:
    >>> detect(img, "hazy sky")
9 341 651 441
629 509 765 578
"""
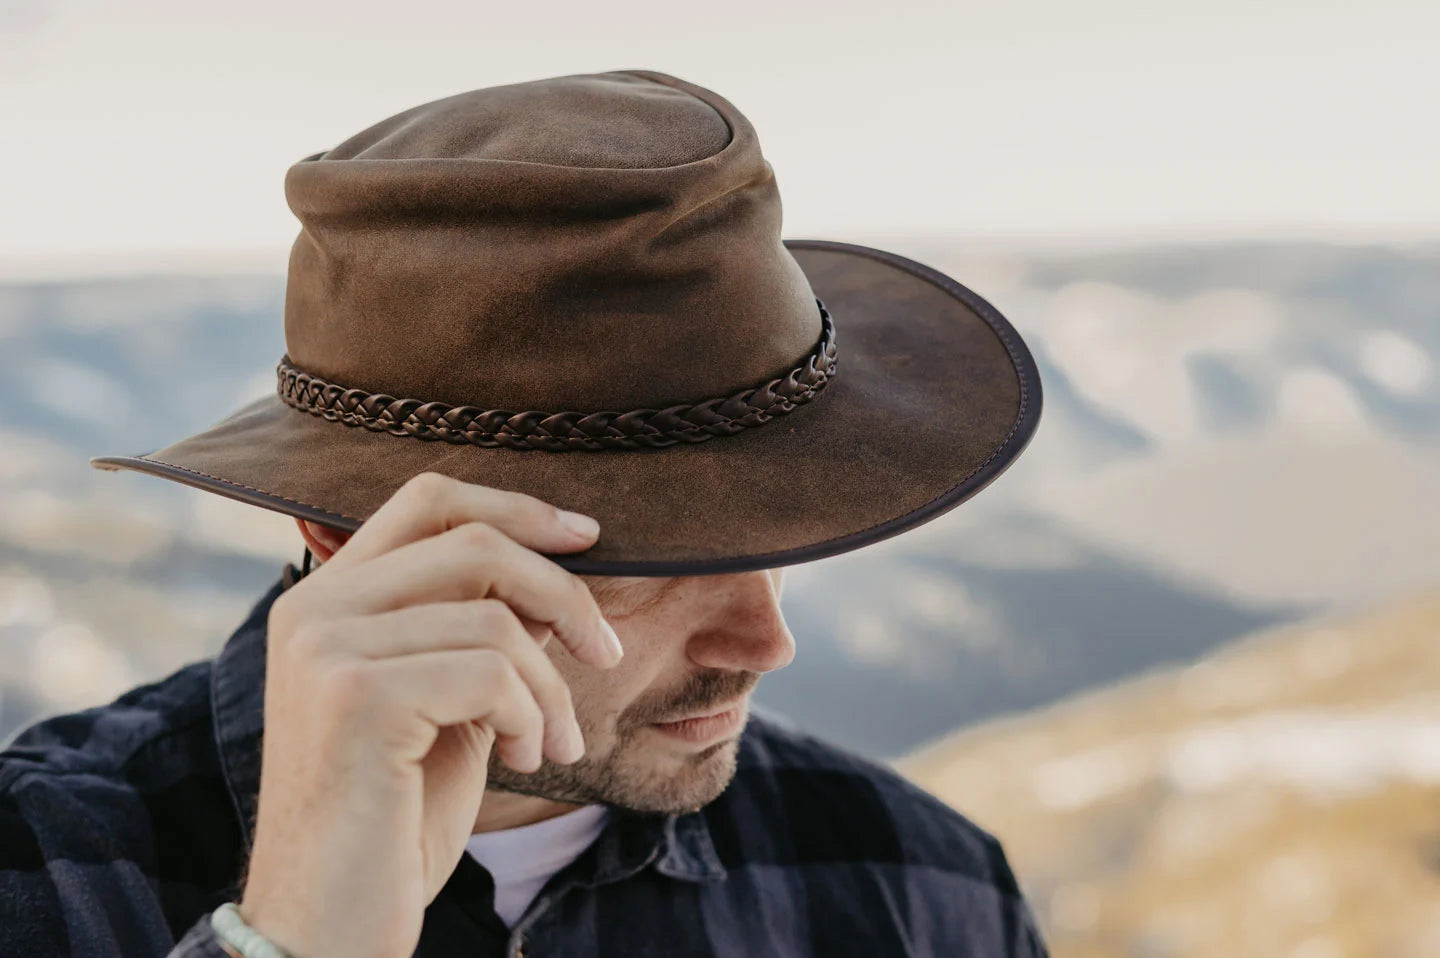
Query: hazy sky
2 0 1436 278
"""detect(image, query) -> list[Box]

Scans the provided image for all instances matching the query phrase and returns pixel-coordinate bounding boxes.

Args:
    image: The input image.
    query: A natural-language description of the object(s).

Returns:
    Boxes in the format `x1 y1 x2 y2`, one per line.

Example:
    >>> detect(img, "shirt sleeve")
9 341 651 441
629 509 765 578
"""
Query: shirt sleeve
979 836 1051 958
1011 895 1052 958
968 828 1051 957
0 763 237 958
0 852 69 956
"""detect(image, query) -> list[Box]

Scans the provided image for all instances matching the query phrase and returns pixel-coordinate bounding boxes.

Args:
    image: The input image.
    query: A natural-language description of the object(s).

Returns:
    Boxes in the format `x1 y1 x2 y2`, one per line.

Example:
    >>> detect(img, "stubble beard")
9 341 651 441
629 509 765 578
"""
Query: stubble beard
486 668 759 814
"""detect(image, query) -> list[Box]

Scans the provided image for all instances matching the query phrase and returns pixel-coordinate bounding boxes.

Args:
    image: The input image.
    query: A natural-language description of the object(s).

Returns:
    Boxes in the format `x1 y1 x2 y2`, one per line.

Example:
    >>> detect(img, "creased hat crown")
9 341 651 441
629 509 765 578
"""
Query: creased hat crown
281 69 821 412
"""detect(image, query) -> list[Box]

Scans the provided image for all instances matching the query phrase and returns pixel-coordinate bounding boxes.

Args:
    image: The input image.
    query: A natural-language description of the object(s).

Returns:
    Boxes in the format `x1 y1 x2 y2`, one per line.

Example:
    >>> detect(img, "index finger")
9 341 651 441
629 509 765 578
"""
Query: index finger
324 472 600 570
325 521 623 670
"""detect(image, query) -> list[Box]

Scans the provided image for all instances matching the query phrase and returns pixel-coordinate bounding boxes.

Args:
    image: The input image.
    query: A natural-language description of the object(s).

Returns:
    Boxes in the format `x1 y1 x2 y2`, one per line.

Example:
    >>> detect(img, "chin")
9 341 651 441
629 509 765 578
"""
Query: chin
488 733 742 815
634 737 741 814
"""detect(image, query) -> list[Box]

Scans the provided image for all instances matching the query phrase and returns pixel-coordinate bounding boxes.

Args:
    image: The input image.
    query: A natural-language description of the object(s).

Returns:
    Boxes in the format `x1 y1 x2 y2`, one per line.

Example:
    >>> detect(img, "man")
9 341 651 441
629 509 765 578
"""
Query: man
0 69 1046 956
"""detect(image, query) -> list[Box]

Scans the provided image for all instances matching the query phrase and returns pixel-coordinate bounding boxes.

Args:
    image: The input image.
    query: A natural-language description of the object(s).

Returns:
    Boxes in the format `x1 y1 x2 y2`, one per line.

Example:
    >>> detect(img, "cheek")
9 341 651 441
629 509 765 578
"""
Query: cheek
552 650 652 734
550 606 693 732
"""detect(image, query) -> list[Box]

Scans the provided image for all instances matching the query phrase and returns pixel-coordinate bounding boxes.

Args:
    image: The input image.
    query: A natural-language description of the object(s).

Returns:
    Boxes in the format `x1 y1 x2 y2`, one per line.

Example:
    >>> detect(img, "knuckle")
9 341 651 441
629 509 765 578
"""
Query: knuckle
466 598 514 635
402 470 449 496
395 471 451 512
283 618 334 659
455 520 501 552
321 662 378 714
472 648 514 694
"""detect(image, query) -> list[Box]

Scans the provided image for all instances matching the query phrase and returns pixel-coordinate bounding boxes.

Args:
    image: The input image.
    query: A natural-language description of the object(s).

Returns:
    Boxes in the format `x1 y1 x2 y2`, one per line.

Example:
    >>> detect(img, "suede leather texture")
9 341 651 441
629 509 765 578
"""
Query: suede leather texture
282 70 820 411
90 70 1042 574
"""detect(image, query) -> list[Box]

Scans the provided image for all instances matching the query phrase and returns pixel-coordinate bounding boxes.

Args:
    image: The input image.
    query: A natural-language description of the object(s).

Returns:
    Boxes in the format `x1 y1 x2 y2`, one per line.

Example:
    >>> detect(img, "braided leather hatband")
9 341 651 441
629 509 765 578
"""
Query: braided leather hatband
275 298 838 451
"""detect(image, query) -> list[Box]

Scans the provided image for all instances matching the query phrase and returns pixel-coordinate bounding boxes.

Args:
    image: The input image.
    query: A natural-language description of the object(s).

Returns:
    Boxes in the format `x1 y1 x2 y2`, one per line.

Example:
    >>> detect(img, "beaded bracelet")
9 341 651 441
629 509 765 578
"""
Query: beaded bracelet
210 902 295 958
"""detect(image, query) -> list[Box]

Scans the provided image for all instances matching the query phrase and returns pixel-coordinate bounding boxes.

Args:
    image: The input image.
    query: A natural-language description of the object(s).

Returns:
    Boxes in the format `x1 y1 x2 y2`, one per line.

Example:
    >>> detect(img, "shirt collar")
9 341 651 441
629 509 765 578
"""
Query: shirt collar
210 563 726 885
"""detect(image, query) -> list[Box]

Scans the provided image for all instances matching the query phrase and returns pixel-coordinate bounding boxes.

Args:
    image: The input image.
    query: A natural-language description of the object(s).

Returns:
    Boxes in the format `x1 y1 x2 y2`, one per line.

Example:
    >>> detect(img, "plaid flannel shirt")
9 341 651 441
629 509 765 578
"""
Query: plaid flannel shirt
1 562 1049 957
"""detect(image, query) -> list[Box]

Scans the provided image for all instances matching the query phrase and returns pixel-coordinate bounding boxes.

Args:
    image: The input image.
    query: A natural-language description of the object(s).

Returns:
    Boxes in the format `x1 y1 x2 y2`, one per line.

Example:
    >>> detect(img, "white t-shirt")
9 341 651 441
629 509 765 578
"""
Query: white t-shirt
464 804 610 928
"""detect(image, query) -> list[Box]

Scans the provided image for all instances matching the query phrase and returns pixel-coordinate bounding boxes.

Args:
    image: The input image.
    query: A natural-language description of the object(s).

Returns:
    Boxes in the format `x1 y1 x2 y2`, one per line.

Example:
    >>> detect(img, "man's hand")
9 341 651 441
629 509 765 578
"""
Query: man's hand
234 473 622 958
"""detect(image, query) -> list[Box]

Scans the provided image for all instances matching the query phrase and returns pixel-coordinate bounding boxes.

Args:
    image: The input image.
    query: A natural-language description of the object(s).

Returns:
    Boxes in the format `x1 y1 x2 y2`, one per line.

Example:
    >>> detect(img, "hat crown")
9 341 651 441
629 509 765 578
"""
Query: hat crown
316 72 731 170
280 70 821 411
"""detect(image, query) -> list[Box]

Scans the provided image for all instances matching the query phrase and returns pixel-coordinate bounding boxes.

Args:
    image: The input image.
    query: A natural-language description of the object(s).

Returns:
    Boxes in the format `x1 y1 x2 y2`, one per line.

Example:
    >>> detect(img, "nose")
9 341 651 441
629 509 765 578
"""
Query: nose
685 570 796 674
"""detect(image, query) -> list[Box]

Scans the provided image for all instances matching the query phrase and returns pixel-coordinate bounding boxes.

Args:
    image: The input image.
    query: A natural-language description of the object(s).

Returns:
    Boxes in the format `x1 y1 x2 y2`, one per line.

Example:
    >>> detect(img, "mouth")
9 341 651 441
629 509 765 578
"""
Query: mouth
649 697 749 746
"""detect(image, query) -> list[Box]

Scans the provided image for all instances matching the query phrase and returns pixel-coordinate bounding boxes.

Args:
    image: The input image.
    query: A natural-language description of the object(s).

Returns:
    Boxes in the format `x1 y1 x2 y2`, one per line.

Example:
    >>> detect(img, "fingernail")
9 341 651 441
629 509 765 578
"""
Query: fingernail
558 509 600 539
601 619 624 665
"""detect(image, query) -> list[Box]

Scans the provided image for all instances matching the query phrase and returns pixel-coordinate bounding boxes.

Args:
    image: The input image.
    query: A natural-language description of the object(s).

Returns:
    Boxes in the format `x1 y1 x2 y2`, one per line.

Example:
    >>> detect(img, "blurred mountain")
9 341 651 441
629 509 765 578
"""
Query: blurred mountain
898 586 1440 958
762 239 1440 754
2 240 1438 756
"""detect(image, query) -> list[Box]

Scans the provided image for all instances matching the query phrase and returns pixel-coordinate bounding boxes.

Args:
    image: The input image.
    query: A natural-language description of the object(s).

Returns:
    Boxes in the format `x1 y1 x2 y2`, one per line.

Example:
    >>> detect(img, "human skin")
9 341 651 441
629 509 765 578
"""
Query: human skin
232 472 794 958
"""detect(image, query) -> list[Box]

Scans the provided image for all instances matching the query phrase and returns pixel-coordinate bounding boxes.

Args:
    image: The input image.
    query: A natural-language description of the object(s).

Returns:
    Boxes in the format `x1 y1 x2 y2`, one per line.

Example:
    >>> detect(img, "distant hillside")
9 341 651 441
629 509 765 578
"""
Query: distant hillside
899 587 1440 957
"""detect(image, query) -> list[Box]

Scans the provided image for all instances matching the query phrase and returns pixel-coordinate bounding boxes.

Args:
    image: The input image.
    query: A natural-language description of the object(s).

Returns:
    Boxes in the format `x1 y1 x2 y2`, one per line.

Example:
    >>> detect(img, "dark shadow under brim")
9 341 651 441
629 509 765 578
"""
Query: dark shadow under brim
90 240 1042 575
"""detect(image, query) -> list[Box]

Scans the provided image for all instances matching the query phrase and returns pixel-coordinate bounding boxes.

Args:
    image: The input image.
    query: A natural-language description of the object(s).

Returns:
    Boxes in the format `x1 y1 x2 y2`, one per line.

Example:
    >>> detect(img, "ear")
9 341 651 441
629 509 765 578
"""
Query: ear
294 518 351 562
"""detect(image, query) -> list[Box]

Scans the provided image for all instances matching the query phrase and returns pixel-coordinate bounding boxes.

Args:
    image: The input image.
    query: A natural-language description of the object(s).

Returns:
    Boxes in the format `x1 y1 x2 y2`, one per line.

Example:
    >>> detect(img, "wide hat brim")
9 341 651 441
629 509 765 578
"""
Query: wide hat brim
91 240 1041 575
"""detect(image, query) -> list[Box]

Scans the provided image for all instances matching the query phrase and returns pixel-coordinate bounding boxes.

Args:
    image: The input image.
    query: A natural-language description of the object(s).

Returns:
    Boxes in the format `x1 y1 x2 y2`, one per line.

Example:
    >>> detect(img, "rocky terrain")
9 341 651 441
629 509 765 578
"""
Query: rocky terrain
900 587 1440 957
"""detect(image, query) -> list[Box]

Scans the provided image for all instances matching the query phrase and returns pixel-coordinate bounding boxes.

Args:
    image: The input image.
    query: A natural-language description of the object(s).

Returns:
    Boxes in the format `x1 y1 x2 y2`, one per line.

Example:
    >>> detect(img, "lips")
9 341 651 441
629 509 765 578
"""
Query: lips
650 698 748 745
662 698 747 724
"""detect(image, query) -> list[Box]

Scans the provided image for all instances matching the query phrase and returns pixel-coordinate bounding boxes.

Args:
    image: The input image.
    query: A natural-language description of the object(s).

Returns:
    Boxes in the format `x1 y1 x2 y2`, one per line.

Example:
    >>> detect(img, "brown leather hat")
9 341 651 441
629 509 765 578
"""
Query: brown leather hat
91 69 1042 575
